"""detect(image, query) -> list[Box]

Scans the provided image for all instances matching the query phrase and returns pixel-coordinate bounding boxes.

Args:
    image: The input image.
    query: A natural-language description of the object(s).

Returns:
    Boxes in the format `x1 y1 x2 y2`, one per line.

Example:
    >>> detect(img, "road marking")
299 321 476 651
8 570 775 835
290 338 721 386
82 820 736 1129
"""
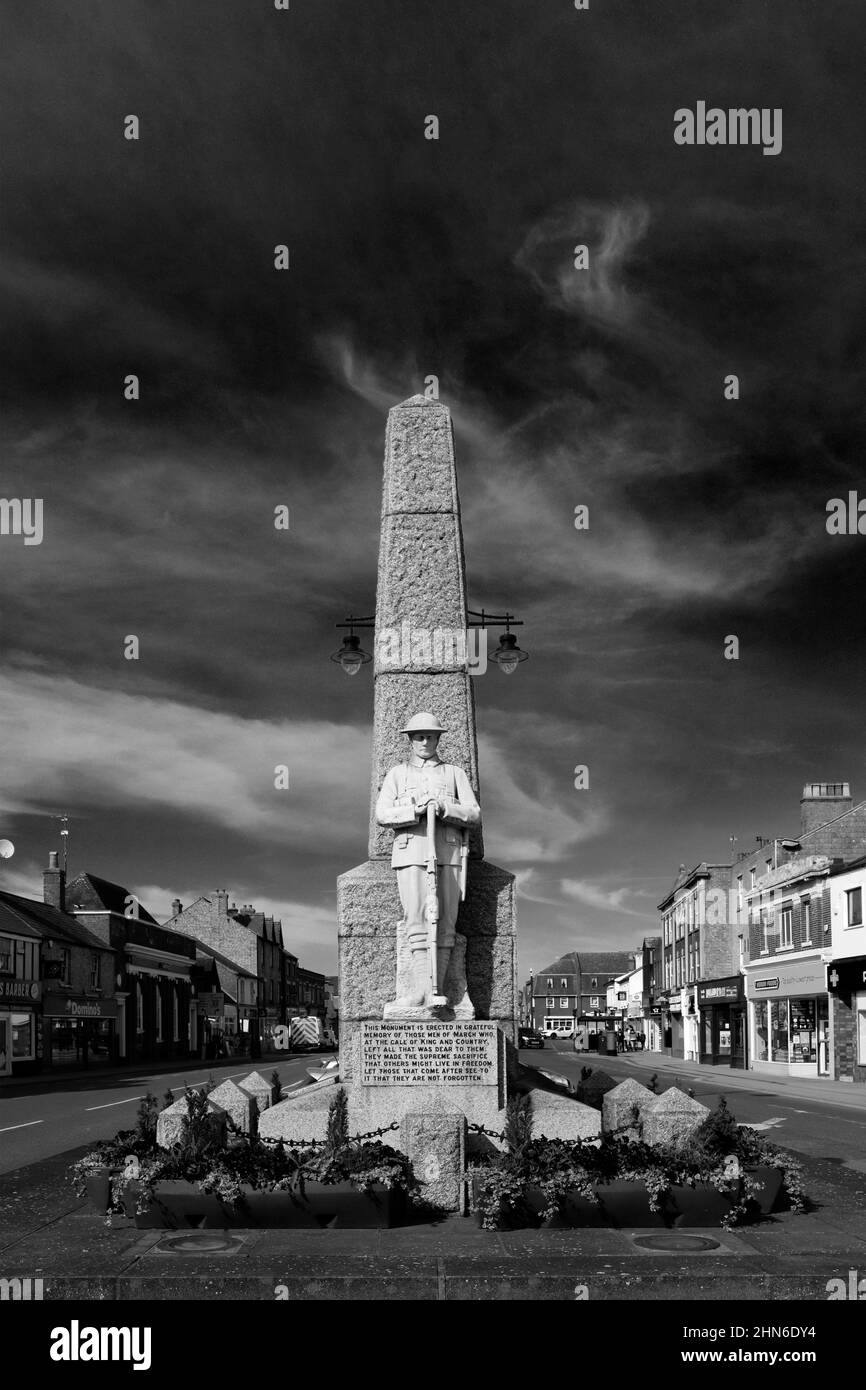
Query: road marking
85 1096 145 1111
0 1120 44 1133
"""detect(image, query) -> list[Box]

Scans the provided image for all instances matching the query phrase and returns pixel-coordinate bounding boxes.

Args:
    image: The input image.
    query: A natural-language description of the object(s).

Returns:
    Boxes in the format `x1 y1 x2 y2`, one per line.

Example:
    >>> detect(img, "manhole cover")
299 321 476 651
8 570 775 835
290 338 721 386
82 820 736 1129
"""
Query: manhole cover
632 1233 720 1253
160 1233 239 1254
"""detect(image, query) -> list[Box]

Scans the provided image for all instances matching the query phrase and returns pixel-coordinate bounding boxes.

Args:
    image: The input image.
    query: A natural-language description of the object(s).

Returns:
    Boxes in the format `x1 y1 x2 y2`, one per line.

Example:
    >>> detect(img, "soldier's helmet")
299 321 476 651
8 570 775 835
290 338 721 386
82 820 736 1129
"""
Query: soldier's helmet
400 712 448 734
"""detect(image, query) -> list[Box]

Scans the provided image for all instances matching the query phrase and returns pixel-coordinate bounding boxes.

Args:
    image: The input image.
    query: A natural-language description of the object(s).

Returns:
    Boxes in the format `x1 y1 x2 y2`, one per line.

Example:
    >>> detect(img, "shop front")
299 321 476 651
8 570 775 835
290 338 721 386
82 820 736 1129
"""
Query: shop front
42 993 119 1068
0 979 41 1077
746 954 829 1078
698 976 746 1068
827 955 866 1083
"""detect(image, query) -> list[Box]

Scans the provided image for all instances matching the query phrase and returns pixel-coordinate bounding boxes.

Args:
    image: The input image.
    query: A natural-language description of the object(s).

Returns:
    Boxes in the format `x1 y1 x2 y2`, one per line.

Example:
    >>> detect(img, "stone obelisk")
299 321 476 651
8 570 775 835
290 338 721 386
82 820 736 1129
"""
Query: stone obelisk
338 394 518 1083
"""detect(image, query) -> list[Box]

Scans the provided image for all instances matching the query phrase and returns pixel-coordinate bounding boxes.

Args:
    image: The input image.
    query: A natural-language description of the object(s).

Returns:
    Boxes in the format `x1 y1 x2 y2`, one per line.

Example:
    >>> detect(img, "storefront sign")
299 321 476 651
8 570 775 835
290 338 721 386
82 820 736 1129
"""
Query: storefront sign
42 993 118 1019
0 979 40 1001
827 958 866 995
746 956 826 999
697 977 743 1005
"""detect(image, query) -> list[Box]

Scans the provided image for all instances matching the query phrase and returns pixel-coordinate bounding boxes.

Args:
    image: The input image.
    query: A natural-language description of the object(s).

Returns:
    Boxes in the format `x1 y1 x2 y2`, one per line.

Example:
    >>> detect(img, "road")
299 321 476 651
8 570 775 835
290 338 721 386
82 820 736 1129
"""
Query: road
3 1044 866 1176
528 1042 866 1170
0 1054 335 1174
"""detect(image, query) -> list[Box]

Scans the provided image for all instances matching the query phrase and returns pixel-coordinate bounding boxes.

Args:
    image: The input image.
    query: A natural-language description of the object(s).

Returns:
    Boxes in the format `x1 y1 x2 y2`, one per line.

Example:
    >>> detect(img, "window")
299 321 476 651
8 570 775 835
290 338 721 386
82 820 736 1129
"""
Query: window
761 908 771 953
155 988 163 1043
60 948 71 984
173 989 179 1041
738 934 745 965
749 867 756 890
11 1012 33 1059
766 859 773 876
778 906 793 949
89 953 100 989
546 978 553 989
136 982 144 1033
847 887 863 928
546 995 554 1007
736 876 743 916
560 996 569 1008
560 978 567 989
802 899 812 943
589 996 601 1009
591 978 598 989
0 937 12 974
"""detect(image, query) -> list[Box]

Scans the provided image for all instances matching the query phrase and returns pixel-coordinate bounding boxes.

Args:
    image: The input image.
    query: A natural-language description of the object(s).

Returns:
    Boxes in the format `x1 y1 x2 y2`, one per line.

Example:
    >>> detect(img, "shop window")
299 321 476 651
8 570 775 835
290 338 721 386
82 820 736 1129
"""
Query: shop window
754 1000 769 1061
790 998 817 1064
11 1012 33 1059
847 888 863 928
770 999 788 1063
857 994 866 1066
778 907 793 949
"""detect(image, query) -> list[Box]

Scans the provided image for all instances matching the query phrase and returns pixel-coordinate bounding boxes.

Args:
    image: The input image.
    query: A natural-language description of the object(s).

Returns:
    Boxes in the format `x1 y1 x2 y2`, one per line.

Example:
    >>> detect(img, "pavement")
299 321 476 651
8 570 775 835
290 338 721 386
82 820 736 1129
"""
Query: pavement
587 1047 866 1111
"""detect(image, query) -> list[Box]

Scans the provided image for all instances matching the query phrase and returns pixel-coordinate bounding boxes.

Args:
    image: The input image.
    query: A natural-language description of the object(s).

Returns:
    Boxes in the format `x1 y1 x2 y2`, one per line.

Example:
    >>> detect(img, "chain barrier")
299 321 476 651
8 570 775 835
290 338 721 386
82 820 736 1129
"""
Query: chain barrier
468 1123 505 1141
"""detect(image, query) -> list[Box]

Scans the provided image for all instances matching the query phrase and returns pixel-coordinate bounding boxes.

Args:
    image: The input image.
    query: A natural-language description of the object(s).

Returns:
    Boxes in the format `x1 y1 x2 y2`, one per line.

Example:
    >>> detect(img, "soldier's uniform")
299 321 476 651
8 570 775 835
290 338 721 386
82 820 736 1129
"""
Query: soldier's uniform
376 721 480 1002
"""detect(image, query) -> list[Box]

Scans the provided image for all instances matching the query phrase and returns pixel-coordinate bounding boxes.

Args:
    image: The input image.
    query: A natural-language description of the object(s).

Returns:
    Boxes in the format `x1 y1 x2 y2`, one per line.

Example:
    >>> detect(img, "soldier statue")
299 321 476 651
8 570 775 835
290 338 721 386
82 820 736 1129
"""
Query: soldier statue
375 712 480 1014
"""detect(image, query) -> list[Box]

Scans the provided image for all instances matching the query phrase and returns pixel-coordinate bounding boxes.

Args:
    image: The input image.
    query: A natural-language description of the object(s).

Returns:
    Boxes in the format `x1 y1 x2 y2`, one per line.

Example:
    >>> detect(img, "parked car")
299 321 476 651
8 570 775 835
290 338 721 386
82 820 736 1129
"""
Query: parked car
518 1028 544 1049
543 1027 574 1040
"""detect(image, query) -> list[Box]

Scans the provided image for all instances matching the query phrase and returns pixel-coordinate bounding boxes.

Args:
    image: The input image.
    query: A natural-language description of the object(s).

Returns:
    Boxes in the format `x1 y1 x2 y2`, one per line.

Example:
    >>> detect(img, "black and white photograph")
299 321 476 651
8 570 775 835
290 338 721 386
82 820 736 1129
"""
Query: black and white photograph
1 0 865 1357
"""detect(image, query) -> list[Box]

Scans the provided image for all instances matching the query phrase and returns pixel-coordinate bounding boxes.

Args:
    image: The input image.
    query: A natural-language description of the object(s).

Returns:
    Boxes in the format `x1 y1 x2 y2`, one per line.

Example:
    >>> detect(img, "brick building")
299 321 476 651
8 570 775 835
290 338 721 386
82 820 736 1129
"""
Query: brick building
657 861 733 1061
165 891 290 1050
528 950 635 1039
67 871 195 1064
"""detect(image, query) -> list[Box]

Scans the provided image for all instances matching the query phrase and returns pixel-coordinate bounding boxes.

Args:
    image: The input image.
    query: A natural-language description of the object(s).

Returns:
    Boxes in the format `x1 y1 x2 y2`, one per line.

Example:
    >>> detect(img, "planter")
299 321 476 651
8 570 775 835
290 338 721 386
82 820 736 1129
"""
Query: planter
473 1177 735 1230
123 1179 405 1230
745 1164 784 1216
84 1168 115 1214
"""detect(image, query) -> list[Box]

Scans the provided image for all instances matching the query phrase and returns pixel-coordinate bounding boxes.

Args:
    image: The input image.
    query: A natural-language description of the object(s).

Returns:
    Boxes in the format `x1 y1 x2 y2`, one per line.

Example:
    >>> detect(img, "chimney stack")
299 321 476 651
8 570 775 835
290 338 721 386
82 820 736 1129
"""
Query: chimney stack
800 782 852 836
44 850 66 912
171 898 182 917
214 889 229 915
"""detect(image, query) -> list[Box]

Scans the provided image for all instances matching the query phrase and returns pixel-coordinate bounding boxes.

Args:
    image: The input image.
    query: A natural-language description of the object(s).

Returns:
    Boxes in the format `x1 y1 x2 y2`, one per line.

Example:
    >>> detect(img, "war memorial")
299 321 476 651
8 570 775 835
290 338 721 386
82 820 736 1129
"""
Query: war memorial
258 393 598 1205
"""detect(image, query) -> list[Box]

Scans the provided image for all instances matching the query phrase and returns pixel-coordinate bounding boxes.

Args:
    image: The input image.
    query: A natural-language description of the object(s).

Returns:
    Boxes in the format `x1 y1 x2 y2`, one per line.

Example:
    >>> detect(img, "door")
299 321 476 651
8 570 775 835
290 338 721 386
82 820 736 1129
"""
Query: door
0 1014 11 1075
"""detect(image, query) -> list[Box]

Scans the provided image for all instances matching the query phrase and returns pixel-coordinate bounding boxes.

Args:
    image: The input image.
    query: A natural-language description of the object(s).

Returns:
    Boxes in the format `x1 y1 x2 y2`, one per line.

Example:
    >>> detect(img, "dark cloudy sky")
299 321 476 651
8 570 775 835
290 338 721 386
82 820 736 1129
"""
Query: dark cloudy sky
1 1 865 976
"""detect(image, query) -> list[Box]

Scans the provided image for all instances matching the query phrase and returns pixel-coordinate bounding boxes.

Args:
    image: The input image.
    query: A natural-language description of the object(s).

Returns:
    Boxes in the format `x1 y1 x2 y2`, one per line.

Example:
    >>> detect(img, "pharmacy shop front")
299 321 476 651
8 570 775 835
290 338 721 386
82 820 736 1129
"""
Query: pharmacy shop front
745 954 830 1078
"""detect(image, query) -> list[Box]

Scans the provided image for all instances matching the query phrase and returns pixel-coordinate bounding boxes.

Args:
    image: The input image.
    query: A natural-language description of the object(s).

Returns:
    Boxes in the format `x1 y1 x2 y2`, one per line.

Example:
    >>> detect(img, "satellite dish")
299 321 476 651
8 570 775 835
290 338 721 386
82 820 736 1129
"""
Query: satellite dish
0 840 15 859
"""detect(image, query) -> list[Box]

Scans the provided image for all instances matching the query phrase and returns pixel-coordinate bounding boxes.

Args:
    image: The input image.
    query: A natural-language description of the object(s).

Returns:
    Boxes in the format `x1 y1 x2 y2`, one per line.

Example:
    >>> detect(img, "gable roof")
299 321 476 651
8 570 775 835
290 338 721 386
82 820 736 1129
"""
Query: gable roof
576 951 635 978
0 891 112 952
66 872 159 925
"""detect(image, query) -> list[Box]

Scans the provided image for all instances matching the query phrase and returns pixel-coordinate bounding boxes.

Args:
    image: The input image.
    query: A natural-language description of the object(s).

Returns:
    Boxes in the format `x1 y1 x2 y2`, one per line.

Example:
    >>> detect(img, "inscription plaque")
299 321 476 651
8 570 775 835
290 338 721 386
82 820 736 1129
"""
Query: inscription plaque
361 1020 499 1086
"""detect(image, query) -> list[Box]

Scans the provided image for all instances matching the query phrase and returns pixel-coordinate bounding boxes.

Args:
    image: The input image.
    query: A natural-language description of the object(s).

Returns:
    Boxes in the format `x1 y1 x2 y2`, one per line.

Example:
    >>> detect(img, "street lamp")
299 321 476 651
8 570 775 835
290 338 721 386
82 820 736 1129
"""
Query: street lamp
331 608 530 677
466 610 529 675
331 616 374 676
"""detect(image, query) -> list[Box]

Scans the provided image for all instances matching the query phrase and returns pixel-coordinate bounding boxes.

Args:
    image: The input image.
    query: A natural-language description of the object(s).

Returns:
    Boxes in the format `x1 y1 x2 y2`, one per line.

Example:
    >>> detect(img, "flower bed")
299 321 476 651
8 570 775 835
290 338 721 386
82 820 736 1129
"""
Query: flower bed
468 1094 806 1231
69 1085 418 1229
